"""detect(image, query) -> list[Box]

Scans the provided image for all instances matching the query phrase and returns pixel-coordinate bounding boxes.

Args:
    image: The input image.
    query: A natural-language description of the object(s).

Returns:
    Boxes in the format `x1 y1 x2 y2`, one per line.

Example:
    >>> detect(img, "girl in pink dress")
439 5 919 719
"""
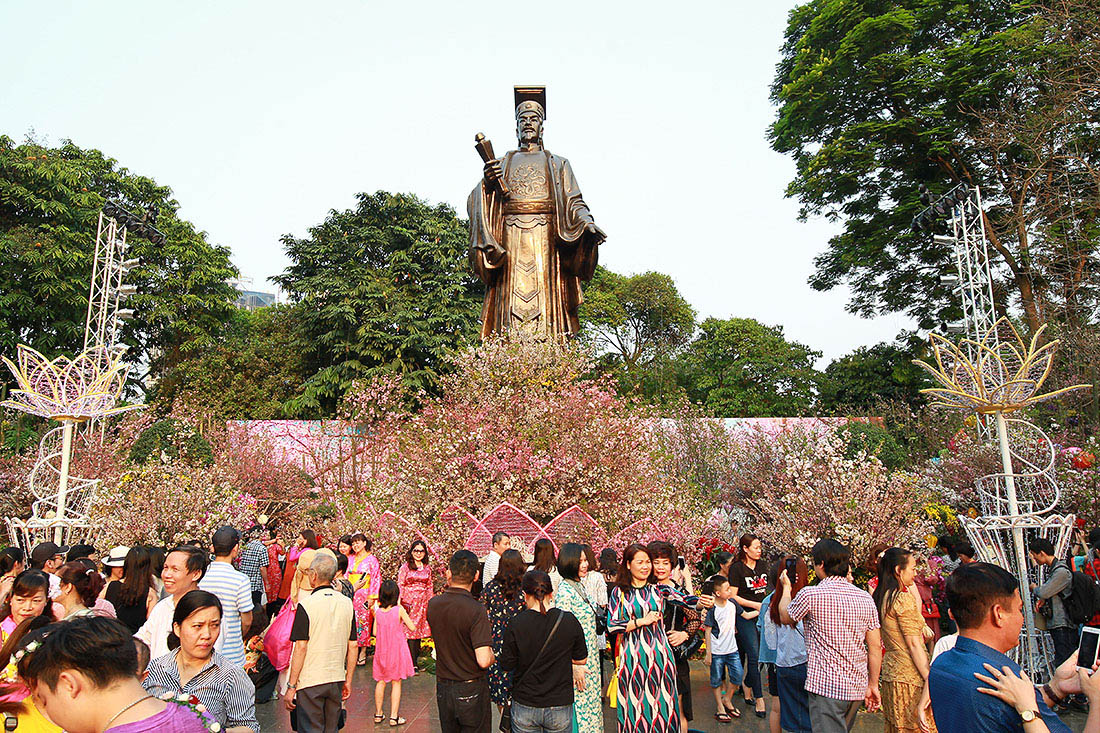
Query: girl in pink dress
396 540 433 665
372 580 416 727
349 533 381 665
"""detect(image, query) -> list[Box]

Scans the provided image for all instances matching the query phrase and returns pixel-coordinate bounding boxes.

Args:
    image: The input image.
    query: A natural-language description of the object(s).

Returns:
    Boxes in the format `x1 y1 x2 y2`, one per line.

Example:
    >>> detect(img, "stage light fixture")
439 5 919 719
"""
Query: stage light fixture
116 309 136 320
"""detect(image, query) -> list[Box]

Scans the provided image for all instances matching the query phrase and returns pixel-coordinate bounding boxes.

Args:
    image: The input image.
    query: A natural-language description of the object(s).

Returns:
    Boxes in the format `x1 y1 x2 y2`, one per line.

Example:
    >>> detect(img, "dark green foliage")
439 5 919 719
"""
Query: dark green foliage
273 191 482 416
150 304 310 419
0 136 238 392
679 317 821 417
129 419 213 466
819 334 930 411
838 420 908 469
769 0 1100 331
579 266 696 402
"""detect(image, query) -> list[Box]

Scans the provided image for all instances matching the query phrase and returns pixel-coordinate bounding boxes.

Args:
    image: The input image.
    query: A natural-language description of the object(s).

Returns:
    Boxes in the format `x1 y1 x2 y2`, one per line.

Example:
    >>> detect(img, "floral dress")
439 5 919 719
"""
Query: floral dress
350 552 381 647
608 584 683 733
481 578 525 706
556 579 602 733
397 561 433 639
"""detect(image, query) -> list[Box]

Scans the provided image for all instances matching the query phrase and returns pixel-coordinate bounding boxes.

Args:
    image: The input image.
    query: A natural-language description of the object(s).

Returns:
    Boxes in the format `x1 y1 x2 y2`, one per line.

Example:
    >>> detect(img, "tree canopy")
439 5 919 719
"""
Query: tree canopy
679 317 822 417
0 135 238 392
770 0 1100 332
273 191 482 416
819 334 930 411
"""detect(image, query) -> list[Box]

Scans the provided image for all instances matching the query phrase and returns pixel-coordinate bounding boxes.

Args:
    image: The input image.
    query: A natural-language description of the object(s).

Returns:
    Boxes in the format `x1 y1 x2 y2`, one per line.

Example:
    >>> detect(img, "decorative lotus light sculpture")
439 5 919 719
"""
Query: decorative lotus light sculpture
1 345 137 421
914 319 1089 415
2 344 139 544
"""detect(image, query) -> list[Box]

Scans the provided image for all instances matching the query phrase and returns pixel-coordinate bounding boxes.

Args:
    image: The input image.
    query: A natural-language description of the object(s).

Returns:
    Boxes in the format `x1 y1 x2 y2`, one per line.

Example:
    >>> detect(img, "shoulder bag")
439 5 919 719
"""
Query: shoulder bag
500 609 565 733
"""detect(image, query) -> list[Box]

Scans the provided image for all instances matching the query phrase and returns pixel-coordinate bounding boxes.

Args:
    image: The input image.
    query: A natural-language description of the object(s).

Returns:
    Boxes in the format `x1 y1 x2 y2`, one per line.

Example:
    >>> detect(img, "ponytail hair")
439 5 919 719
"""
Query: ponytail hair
521 570 554 614
57 561 105 607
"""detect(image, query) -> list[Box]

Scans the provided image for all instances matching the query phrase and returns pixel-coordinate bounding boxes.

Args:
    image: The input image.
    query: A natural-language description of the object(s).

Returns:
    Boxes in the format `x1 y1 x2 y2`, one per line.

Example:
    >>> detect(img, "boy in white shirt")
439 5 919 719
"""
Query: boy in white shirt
703 574 743 722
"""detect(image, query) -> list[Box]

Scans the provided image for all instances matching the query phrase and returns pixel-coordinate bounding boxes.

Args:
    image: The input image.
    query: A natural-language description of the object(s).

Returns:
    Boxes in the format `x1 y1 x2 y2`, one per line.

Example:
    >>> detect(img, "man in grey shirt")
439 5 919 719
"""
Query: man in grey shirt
1029 537 1076 666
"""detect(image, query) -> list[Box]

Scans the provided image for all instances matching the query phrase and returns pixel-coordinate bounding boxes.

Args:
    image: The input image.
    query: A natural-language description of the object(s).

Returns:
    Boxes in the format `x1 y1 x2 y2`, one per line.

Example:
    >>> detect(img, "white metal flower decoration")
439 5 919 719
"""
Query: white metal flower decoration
1 345 137 421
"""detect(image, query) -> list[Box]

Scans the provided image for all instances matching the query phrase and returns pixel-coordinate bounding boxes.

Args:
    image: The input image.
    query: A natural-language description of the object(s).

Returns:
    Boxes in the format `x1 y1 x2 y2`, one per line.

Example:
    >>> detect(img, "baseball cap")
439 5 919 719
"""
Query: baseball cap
103 546 131 568
30 542 69 565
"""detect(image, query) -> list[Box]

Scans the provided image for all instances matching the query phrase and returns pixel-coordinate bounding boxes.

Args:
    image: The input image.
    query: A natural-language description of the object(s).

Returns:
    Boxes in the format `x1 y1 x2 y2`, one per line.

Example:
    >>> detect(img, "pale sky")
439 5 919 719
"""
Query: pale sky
1 0 913 363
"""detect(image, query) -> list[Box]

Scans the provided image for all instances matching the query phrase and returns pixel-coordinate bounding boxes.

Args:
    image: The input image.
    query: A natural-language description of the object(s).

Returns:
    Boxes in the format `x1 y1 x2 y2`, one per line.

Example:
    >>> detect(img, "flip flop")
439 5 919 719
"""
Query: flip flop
714 712 732 723
722 703 741 718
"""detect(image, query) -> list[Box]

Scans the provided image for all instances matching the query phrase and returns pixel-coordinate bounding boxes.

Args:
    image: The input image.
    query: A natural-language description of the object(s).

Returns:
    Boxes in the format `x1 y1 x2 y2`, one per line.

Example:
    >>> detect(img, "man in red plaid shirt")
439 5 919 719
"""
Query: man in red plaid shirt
778 538 882 733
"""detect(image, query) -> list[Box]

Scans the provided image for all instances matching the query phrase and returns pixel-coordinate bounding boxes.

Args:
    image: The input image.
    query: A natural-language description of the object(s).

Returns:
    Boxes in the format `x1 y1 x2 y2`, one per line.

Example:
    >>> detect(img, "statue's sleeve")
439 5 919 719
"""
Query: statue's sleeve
467 181 505 284
554 158 600 281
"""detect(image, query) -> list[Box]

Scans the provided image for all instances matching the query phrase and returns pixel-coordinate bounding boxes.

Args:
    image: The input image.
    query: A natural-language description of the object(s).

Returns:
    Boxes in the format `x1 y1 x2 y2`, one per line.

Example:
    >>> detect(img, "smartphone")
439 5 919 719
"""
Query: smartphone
700 578 715 596
678 556 686 570
1079 627 1100 670
785 557 797 580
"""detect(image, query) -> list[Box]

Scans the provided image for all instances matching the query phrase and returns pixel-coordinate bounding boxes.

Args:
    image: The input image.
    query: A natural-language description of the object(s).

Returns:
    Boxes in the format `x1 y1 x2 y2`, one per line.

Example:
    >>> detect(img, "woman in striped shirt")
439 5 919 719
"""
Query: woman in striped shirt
143 590 258 733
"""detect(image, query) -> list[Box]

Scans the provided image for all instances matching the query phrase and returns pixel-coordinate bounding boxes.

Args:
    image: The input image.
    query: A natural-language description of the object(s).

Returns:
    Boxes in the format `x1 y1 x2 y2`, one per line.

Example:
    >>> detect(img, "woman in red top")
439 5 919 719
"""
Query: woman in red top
396 540 433 667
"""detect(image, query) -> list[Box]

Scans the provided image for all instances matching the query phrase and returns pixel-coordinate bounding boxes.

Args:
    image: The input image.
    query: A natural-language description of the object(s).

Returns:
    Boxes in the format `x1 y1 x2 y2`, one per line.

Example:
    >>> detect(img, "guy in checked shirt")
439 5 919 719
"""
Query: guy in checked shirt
238 524 270 608
779 538 882 733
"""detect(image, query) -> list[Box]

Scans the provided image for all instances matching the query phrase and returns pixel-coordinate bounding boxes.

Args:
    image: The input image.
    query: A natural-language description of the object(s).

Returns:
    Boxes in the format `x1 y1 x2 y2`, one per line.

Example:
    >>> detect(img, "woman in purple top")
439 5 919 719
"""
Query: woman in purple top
16 616 215 733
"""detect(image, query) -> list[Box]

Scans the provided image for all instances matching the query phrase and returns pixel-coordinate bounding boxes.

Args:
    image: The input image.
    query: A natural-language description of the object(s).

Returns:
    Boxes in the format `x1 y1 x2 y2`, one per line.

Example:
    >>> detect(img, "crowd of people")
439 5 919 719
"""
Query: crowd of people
4 525 1100 732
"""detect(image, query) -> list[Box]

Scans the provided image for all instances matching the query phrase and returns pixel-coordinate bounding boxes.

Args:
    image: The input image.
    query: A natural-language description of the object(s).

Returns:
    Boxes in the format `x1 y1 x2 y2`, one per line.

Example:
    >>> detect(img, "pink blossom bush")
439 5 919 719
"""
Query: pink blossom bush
734 425 935 563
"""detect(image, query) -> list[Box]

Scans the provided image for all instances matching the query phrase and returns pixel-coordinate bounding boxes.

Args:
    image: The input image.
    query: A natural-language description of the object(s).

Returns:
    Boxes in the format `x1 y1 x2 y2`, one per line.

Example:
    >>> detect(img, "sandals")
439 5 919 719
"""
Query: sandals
373 714 385 724
722 702 741 718
714 712 732 723
389 717 406 727
358 654 368 667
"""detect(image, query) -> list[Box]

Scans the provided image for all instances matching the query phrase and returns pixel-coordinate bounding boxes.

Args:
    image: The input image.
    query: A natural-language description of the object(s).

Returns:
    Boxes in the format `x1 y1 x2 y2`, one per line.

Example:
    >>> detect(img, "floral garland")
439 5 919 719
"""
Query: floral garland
156 692 224 732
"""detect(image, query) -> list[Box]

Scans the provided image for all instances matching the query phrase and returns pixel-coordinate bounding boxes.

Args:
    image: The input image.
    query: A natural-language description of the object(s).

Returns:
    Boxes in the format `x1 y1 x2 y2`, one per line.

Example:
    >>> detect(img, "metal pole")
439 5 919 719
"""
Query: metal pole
54 419 74 544
996 412 1038 668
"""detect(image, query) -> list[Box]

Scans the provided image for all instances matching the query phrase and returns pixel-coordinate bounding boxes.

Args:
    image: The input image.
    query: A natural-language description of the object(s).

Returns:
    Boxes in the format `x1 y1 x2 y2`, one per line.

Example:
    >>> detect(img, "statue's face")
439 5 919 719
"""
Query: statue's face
517 110 543 145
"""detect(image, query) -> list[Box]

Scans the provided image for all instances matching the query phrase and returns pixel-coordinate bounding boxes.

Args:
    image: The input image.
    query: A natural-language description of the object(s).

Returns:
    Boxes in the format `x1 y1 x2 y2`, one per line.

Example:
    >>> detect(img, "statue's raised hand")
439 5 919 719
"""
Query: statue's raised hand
483 159 504 187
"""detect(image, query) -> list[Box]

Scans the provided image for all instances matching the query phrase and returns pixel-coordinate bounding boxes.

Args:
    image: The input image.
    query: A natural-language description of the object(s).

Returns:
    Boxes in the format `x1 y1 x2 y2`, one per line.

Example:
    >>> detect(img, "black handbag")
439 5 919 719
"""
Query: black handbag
500 610 565 733
662 588 702 662
568 579 609 636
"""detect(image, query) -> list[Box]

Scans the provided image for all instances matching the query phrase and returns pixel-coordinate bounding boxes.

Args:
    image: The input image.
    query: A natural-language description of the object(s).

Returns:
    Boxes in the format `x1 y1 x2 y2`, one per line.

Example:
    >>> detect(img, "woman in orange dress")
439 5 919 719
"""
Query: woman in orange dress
873 547 937 733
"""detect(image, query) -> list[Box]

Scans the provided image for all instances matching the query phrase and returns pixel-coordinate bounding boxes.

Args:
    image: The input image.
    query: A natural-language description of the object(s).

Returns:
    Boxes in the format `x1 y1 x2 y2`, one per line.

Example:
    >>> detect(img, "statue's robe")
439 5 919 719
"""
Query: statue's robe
468 148 601 339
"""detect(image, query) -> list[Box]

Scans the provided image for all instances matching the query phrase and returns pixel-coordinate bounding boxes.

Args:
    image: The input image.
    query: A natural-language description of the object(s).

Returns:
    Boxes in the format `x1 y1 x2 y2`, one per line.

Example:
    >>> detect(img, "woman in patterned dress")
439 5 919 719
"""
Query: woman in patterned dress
397 539 433 667
349 533 381 666
480 549 526 709
607 543 687 733
873 547 937 733
555 543 602 733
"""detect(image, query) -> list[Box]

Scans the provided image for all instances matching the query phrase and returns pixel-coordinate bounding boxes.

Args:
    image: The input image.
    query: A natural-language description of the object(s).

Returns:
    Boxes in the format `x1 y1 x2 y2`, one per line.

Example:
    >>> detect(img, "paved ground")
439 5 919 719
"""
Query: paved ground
257 663 1092 732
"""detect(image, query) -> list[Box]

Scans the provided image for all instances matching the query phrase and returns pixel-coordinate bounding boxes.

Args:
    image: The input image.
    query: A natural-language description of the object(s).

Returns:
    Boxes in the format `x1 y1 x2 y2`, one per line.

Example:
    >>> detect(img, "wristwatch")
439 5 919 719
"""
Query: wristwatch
1019 709 1039 723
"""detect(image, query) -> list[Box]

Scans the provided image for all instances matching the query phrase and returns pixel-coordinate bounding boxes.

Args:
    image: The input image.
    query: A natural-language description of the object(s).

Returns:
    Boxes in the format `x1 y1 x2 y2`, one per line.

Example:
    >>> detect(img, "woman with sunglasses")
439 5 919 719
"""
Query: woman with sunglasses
397 540 433 666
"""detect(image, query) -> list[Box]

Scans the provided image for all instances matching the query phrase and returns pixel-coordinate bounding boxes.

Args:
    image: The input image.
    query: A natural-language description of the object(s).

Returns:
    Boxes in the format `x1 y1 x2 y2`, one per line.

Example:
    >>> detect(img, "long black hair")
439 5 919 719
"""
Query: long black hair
117 546 154 608
533 539 556 573
872 547 913 621
405 540 429 570
495 549 526 599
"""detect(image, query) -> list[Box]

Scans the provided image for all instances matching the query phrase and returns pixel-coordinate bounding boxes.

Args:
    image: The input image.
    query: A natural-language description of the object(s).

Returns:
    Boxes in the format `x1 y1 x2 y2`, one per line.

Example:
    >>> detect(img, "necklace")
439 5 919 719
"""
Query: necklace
102 693 154 731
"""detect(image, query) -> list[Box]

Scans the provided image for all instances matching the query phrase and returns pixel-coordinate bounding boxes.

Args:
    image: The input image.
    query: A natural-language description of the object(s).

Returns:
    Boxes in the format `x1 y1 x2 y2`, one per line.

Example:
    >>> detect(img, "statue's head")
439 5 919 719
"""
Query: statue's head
514 86 546 148
516 102 544 147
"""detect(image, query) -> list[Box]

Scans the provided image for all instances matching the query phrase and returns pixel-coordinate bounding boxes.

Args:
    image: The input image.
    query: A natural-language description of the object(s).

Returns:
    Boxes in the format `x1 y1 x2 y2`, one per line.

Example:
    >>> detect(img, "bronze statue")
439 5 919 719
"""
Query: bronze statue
469 86 606 339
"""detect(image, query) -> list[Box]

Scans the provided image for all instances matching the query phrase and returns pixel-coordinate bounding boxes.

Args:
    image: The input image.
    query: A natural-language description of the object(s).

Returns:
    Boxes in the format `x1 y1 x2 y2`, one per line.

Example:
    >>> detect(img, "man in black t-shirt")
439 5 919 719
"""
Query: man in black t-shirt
427 550 495 733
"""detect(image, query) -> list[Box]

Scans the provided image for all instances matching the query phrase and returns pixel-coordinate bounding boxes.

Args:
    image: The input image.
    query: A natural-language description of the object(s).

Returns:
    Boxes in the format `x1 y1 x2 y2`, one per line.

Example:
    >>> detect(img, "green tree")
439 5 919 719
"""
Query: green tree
579 267 696 401
150 304 310 419
769 0 1100 332
679 317 822 417
0 136 238 390
819 334 930 411
273 191 482 415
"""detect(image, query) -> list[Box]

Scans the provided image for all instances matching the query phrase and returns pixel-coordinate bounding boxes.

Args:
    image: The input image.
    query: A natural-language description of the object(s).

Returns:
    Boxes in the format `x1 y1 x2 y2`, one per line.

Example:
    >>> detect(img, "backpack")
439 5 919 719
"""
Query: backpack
1058 560 1100 625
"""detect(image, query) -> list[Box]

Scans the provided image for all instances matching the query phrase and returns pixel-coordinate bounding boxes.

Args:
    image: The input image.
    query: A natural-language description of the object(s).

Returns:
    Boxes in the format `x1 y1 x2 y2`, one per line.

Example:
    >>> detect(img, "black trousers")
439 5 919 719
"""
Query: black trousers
1050 626 1079 667
437 678 491 733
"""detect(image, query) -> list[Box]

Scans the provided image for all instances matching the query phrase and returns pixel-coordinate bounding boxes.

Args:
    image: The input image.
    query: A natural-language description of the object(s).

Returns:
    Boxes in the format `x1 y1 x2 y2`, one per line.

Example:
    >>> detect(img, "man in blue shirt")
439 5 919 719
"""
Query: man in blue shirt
927 562 1100 732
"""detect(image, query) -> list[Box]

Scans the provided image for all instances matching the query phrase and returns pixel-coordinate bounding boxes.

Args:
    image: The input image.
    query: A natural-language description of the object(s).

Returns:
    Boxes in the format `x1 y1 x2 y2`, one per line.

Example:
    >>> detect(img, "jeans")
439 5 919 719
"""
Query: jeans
1050 626 1079 667
735 612 762 698
437 678 491 733
510 702 572 733
709 652 744 689
776 664 812 733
